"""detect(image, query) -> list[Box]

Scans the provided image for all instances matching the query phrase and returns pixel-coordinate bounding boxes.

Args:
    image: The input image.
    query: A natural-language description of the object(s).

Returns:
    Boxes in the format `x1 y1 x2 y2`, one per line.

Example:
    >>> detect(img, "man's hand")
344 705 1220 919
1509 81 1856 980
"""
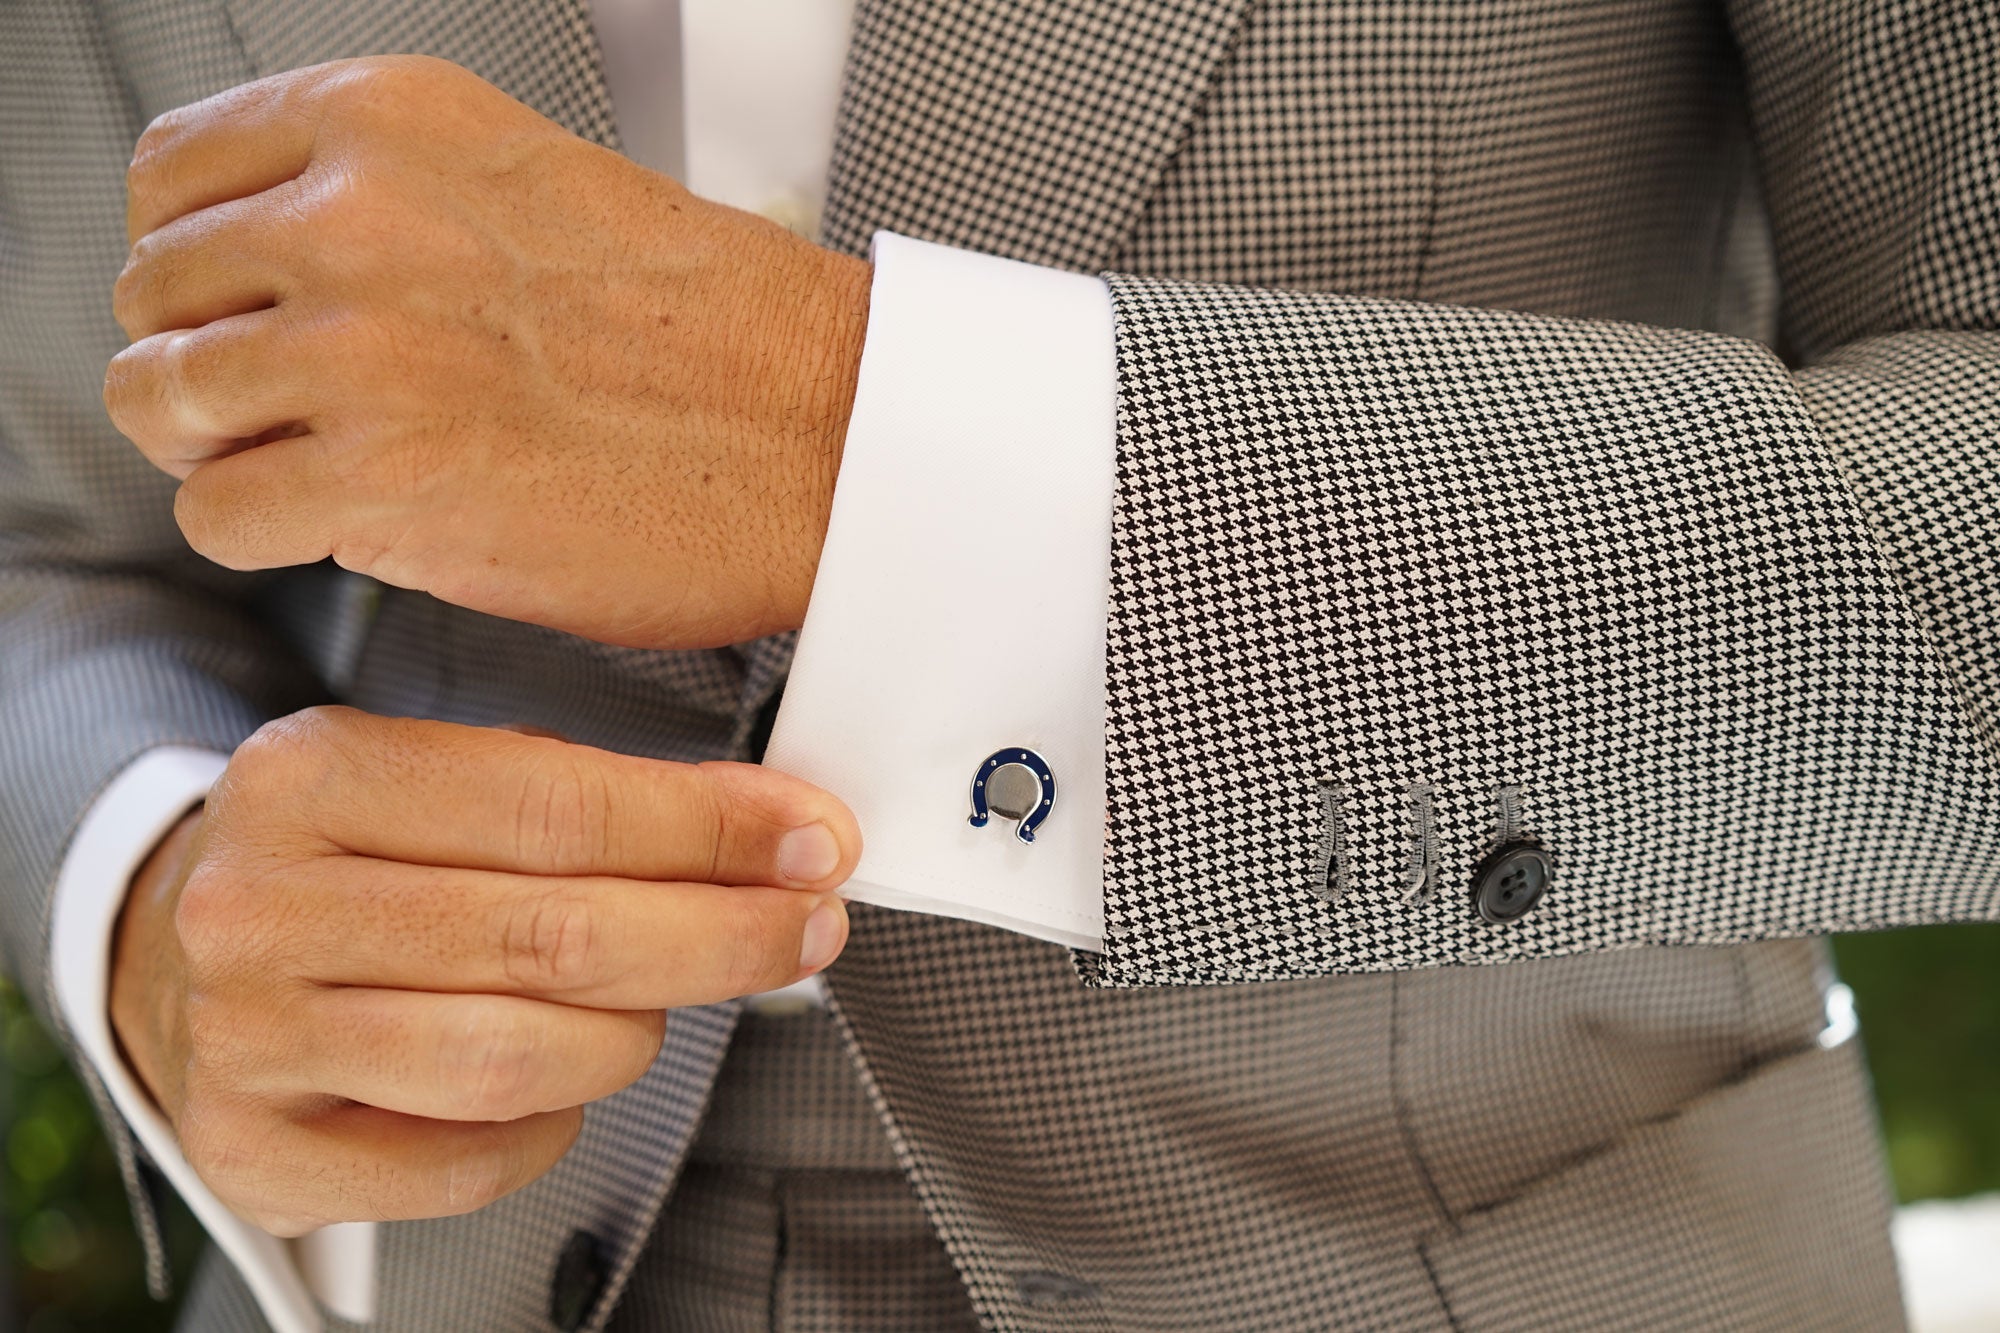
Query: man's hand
105 55 871 650
108 706 857 1235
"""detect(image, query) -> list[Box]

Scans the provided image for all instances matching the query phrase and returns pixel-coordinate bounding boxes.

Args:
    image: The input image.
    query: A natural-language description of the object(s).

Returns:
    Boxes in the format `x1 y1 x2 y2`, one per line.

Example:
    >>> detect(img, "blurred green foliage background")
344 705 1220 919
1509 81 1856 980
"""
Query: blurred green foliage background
1835 926 2000 1203
5 926 1999 1329
0 977 203 1333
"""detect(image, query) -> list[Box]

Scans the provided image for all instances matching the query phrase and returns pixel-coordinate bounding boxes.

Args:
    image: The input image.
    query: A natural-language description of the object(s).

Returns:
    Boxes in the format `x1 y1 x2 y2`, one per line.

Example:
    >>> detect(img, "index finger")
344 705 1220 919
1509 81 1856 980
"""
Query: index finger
220 709 862 891
125 61 350 244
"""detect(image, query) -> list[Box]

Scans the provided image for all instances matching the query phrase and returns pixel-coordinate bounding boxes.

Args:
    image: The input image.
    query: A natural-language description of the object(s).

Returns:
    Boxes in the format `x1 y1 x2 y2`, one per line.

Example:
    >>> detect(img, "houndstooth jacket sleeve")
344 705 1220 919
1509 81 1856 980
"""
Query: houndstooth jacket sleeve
1083 0 2000 984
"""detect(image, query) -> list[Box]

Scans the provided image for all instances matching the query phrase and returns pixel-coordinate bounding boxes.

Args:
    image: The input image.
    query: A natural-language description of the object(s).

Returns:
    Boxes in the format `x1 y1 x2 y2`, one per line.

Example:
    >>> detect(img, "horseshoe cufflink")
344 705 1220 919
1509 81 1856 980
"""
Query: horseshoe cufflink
968 747 1056 844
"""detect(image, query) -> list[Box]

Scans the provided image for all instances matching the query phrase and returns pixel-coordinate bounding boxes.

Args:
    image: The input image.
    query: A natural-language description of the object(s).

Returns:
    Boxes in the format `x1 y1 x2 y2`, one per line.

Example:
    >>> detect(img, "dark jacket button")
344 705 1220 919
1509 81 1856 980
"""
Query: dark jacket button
1471 841 1552 923
549 1229 609 1332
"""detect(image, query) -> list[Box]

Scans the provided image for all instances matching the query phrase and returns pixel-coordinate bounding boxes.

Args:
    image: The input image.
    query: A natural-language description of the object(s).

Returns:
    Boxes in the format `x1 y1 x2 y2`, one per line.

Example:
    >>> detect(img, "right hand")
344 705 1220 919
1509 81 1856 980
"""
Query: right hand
108 705 858 1236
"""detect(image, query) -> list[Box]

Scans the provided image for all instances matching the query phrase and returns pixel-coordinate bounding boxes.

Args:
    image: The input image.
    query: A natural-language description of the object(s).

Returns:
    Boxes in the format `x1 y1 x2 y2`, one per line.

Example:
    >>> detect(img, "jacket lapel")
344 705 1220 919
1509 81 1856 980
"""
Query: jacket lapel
221 0 619 150
820 0 1258 269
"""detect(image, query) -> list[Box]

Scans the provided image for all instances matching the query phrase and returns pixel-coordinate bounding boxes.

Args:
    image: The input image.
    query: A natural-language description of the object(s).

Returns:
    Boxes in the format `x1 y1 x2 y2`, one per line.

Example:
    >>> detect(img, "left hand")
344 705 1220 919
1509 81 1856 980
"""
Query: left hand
106 55 871 651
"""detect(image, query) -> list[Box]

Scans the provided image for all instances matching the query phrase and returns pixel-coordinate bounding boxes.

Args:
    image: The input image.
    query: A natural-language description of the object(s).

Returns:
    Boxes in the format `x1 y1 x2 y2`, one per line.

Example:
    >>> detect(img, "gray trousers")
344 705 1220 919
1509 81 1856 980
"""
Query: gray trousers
178 1010 982 1331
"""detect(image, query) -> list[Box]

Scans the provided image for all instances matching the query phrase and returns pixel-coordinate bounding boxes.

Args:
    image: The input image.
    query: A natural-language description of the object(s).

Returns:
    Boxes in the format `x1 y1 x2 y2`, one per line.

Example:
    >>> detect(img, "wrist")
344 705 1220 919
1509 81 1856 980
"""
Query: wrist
780 249 872 631
110 806 201 1122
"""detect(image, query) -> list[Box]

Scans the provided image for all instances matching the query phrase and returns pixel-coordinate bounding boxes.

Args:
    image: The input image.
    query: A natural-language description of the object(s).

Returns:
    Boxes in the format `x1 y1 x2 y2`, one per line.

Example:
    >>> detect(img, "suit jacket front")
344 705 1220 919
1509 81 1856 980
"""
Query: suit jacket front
4 0 1995 1328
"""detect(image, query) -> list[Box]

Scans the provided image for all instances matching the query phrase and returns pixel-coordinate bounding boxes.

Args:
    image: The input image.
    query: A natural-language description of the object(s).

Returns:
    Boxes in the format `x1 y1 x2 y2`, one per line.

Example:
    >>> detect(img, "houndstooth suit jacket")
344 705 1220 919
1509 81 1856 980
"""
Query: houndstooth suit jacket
4 0 1996 1327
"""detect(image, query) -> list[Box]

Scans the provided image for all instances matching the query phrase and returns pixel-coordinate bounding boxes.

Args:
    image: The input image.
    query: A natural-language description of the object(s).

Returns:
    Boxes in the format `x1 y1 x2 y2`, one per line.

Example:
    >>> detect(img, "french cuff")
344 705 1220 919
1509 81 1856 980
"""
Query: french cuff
764 231 1115 951
48 746 373 1333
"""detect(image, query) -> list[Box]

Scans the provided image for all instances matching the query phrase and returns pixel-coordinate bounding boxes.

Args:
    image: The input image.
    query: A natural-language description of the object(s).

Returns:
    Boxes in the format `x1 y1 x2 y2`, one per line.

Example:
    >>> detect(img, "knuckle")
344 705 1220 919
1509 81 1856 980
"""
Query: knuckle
330 54 455 111
305 163 377 235
621 1011 667 1081
289 162 387 275
160 329 230 435
172 472 235 565
441 1151 510 1214
718 896 794 998
225 718 296 788
326 526 399 578
100 345 152 434
440 1002 538 1121
212 709 350 832
174 1096 227 1175
180 995 268 1102
180 992 226 1062
325 56 413 109
110 245 156 333
178 1096 266 1200
172 865 242 965
499 892 599 993
224 720 287 785
682 765 733 883
231 709 341 787
316 65 455 177
124 226 164 271
512 754 612 868
283 703 357 746
441 1109 580 1216
183 1084 336 1234
127 109 189 195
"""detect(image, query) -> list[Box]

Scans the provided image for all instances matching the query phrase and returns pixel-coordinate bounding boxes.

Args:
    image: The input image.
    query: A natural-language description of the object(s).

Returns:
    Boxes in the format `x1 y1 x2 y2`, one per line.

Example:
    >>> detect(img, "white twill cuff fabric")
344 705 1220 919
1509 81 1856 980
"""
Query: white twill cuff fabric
765 231 1116 951
49 746 375 1333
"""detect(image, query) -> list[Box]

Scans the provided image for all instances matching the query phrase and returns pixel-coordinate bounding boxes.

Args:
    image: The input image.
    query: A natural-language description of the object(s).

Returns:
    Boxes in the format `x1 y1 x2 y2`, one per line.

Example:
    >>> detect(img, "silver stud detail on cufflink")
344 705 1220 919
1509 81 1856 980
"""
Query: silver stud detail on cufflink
969 748 1056 844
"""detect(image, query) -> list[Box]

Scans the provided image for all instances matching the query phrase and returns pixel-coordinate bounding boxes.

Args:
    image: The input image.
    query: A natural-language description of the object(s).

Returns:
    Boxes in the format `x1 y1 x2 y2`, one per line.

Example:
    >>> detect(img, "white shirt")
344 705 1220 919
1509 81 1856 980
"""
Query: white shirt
46 2 1117 1329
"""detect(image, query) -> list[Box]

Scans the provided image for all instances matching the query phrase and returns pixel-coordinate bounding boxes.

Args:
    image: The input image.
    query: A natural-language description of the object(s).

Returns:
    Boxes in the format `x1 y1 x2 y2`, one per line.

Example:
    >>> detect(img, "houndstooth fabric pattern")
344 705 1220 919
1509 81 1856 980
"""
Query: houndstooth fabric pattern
817 0 1254 273
606 1010 983 1333
824 912 1904 1331
1090 278 2000 984
174 939 1907 1333
670 1003 905 1176
5 0 1989 1326
1116 0 1773 328
1079 0 2000 985
175 1011 984 1333
606 1159 983 1333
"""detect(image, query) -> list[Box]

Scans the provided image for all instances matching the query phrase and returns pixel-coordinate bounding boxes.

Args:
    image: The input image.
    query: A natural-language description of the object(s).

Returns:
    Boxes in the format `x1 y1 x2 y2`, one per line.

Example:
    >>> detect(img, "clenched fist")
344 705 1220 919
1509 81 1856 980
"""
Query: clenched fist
105 54 871 650
109 707 858 1234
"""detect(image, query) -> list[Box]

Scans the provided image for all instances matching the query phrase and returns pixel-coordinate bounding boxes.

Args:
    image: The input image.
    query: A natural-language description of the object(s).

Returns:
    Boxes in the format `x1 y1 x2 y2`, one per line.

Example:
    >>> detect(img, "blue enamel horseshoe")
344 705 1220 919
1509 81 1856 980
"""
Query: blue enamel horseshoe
967 747 1057 844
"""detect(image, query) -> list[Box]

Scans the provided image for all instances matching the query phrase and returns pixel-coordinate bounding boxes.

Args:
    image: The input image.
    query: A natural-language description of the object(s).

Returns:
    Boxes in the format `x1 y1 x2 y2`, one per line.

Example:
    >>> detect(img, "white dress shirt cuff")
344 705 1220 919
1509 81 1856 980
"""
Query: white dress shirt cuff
765 231 1115 951
48 746 372 1333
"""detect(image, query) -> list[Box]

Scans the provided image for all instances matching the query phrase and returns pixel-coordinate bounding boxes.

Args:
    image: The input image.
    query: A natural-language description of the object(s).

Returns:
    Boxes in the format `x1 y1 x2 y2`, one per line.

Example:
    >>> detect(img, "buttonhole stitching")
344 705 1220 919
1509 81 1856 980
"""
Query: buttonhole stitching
1405 783 1437 904
1313 781 1350 904
1494 783 1523 845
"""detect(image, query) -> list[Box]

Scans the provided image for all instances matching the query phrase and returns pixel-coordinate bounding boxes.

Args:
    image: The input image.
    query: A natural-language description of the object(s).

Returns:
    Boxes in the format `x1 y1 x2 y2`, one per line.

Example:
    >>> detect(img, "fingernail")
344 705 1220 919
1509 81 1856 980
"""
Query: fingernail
777 823 840 884
798 897 846 973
